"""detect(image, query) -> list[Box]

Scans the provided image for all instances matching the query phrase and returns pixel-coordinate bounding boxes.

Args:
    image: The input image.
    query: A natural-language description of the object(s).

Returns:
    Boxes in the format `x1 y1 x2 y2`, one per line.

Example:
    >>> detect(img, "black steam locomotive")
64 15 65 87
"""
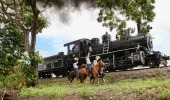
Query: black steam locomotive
38 33 169 78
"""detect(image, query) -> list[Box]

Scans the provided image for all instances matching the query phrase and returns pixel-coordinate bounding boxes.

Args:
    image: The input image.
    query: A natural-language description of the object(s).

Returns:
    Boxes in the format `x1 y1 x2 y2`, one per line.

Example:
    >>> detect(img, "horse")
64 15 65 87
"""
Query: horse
78 67 89 83
90 59 106 85
67 64 86 83
68 70 76 83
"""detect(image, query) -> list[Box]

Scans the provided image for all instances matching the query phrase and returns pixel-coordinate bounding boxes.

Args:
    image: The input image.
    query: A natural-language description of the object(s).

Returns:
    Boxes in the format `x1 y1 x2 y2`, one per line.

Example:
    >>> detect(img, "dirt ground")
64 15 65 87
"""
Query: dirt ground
1 66 170 100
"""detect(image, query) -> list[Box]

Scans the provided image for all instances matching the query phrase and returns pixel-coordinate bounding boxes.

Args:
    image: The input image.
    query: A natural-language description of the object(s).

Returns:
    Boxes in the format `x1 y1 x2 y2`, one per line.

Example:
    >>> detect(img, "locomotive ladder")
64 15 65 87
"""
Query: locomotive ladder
103 41 109 53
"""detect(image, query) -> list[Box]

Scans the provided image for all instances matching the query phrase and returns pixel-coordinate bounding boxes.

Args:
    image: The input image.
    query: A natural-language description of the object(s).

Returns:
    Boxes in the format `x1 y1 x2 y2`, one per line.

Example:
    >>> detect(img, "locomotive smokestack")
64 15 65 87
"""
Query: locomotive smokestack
137 21 142 34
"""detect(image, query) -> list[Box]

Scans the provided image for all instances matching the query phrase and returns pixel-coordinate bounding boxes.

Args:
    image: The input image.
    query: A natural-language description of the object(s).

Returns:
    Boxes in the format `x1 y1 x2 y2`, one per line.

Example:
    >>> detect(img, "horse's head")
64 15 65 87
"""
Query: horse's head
98 60 106 69
97 60 106 78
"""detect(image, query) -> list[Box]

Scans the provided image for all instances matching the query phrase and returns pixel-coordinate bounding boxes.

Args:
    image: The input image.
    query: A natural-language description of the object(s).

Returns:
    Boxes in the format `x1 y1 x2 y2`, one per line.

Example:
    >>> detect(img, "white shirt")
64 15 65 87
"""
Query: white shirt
85 53 91 64
73 61 78 69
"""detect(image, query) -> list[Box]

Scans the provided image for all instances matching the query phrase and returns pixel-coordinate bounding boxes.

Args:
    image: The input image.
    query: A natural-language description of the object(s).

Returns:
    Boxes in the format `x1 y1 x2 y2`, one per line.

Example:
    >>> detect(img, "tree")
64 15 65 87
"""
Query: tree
0 0 48 86
97 0 156 38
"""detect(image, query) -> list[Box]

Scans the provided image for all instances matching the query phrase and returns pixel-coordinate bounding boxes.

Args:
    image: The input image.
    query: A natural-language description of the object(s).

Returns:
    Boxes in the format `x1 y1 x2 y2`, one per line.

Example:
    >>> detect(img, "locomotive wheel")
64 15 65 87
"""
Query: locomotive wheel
148 59 156 68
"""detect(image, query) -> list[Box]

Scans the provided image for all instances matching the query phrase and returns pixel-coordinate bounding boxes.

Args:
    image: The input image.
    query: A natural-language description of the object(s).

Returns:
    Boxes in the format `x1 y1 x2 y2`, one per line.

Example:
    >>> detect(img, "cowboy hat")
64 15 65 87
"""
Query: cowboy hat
95 56 100 60
74 57 79 61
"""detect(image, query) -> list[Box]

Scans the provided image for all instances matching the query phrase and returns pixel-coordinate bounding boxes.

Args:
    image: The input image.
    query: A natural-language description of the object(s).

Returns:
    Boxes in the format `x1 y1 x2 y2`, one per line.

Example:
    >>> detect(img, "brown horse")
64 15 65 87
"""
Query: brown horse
90 60 106 85
67 64 87 83
78 67 89 83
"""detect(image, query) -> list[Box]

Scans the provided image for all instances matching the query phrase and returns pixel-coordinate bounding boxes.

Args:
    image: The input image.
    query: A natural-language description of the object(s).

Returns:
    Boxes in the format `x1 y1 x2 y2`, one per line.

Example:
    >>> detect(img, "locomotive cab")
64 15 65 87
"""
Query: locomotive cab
64 38 91 59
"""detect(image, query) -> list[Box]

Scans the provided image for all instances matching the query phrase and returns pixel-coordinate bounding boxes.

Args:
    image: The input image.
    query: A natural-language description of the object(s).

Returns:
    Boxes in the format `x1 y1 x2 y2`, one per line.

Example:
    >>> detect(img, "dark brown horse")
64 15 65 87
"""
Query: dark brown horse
90 60 106 85
68 70 76 83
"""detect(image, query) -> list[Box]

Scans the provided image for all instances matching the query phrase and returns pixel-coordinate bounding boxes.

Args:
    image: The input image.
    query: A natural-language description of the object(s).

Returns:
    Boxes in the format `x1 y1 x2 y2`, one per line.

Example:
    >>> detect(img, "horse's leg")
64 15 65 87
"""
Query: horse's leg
68 76 70 81
70 77 75 83
68 74 72 82
102 78 106 85
69 74 76 83
92 77 96 84
80 75 84 83
69 71 76 83
90 76 94 84
97 78 100 85
82 77 86 83
80 76 85 83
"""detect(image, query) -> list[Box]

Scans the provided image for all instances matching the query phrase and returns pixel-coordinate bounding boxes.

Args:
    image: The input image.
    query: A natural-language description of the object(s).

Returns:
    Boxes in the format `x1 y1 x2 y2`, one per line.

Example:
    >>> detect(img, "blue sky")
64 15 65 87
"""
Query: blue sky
36 1 170 65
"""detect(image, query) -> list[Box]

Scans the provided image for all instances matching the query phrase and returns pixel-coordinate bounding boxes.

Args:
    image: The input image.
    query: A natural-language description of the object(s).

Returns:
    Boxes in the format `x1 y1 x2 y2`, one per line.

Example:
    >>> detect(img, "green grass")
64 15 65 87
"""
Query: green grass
19 77 170 99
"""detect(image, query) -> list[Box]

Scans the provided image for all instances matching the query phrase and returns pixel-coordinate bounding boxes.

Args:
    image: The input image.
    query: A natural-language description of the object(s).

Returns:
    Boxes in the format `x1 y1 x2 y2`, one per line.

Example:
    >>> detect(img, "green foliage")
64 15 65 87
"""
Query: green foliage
0 23 26 88
0 71 26 90
97 0 156 35
0 24 25 77
17 51 43 87
22 11 49 33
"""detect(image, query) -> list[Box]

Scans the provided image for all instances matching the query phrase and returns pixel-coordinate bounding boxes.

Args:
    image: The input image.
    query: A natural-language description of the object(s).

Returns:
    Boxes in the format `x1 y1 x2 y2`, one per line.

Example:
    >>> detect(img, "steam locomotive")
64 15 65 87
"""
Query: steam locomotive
38 33 169 78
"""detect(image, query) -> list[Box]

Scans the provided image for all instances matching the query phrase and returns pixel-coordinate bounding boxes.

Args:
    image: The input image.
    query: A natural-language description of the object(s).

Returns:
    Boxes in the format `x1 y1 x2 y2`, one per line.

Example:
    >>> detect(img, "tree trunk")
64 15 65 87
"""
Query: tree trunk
24 31 30 51
26 0 40 86
30 7 39 86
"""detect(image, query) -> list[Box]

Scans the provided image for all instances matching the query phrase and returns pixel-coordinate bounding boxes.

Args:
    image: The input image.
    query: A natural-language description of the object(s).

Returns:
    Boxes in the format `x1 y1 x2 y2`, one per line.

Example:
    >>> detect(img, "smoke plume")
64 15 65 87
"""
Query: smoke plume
38 0 97 24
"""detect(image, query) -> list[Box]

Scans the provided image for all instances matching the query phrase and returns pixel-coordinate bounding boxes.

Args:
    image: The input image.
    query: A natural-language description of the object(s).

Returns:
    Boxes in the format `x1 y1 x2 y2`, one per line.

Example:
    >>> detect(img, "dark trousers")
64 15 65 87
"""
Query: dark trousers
75 68 78 78
87 64 92 74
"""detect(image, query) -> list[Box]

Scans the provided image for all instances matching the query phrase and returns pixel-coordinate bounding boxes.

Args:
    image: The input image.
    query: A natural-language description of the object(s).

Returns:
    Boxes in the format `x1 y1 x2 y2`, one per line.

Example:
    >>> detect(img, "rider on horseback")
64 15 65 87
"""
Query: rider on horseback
85 43 92 76
92 56 104 78
73 57 79 78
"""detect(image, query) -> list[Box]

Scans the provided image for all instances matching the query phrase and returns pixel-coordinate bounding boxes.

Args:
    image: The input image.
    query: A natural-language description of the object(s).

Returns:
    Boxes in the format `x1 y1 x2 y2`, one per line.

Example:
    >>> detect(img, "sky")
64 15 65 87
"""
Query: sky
36 1 170 65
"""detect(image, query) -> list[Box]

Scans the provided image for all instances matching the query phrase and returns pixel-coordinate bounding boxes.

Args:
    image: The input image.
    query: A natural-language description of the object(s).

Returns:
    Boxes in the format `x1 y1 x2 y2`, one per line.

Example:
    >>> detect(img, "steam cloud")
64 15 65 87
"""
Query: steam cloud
38 0 97 24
